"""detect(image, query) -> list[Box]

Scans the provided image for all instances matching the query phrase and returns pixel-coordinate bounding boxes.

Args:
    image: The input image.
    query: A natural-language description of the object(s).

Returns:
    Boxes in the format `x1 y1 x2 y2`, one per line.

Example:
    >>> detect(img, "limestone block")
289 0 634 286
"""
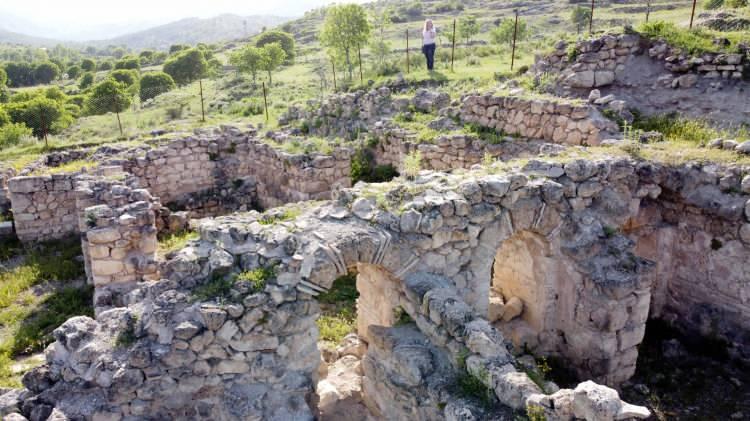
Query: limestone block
740 224 750 245
88 227 121 244
501 297 523 322
91 260 124 276
593 71 615 87
488 295 505 322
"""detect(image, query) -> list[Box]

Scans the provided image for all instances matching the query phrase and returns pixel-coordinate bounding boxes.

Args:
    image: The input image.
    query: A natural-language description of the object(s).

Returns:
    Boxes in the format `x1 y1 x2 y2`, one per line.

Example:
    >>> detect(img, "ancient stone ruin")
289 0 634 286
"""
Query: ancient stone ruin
1 29 749 421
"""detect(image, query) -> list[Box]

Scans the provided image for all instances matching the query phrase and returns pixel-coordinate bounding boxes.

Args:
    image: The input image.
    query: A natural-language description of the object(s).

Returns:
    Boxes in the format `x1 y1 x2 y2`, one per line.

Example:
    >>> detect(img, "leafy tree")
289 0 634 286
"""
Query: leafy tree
79 72 95 89
5 96 67 138
115 56 141 71
66 65 82 80
81 58 96 72
85 79 132 115
570 7 592 34
370 7 393 68
98 61 114 71
112 47 127 59
459 16 481 45
139 50 155 65
139 72 175 101
255 30 295 63
169 44 189 55
151 52 168 65
230 46 265 85
110 69 139 87
260 43 286 84
319 4 371 80
33 62 61 84
163 48 208 85
4 62 36 87
0 68 6 87
490 18 529 47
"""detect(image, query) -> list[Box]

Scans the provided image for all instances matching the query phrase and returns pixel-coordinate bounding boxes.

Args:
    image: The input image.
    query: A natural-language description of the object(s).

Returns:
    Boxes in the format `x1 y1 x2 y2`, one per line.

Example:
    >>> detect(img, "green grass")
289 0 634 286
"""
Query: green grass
629 112 748 145
192 265 276 303
0 238 90 387
316 273 358 344
258 207 302 225
157 229 199 256
29 159 94 176
638 21 750 55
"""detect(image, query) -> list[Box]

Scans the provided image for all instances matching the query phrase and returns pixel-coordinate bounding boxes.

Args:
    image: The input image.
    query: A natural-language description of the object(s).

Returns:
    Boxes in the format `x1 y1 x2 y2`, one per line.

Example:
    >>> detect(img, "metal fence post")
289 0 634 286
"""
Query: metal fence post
262 81 269 122
689 0 697 29
451 19 456 72
511 10 519 71
406 29 410 74
589 0 595 35
199 79 206 123
331 59 337 91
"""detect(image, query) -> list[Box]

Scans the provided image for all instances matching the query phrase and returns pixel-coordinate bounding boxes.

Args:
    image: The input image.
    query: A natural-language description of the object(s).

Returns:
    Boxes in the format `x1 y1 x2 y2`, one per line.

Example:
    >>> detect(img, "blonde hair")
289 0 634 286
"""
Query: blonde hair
423 19 434 32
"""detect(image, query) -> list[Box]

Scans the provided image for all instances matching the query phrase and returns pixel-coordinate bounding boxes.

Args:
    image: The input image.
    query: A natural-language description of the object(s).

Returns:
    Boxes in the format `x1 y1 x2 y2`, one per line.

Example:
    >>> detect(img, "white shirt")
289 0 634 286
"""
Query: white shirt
423 28 437 46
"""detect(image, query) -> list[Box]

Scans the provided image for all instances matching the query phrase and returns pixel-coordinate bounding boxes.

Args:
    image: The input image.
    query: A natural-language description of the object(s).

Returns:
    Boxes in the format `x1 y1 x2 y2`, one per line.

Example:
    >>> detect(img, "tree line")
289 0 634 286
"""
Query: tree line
0 44 220 149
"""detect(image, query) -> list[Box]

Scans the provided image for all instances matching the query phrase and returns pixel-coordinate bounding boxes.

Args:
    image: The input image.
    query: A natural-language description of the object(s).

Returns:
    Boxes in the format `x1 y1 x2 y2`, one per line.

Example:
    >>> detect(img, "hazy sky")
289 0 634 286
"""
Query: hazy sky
0 0 363 40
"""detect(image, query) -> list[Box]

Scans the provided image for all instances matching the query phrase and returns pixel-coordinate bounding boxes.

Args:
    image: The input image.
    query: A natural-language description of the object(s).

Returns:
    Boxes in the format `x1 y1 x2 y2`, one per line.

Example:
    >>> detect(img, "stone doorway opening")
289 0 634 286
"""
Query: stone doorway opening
489 231 558 354
314 264 402 421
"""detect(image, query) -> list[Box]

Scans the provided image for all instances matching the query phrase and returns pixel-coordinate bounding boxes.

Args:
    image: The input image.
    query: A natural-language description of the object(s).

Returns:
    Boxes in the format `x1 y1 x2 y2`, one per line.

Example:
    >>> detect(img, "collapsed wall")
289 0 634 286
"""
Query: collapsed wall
534 32 750 126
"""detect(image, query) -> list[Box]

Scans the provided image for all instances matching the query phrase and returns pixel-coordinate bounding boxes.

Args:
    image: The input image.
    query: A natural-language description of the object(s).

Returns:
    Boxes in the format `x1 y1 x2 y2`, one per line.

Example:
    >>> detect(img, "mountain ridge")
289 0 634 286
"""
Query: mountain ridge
0 13 292 50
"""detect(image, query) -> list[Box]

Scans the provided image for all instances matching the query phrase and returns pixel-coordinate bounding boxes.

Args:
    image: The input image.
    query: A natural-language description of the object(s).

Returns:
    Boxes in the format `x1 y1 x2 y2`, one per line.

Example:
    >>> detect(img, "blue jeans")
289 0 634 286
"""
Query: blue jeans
422 43 436 70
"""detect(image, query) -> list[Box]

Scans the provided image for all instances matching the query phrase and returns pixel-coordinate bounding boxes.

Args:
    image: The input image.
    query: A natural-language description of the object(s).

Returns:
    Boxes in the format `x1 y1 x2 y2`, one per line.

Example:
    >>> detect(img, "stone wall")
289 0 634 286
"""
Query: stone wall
8 174 80 243
370 122 562 172
536 33 748 89
75 174 161 307
19 278 320 420
625 163 750 362
122 126 351 211
460 94 619 146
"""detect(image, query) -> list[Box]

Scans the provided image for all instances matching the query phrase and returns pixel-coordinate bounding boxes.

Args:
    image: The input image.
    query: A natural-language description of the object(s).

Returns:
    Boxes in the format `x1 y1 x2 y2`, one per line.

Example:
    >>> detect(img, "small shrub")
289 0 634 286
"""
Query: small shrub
465 55 481 66
158 230 199 256
0 123 33 149
165 105 185 120
527 404 547 421
456 367 495 408
402 150 422 180
235 266 275 293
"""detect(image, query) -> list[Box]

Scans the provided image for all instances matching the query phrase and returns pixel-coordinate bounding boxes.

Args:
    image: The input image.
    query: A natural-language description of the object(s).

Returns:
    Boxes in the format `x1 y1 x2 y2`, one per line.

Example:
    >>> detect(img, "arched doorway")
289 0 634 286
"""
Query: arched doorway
489 231 560 353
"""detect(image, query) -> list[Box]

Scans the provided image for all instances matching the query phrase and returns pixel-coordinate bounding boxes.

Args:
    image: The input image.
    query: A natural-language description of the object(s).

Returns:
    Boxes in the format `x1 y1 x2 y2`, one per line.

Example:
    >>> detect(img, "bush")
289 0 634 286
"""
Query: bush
704 0 724 9
114 56 141 71
110 69 139 87
0 123 32 149
33 62 60 85
5 97 68 138
0 107 8 126
139 72 176 101
78 72 95 89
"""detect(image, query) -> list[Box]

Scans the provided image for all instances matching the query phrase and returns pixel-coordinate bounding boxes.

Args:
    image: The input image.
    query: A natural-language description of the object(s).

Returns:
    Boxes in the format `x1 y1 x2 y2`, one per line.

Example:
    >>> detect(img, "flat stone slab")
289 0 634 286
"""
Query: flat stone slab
0 221 14 238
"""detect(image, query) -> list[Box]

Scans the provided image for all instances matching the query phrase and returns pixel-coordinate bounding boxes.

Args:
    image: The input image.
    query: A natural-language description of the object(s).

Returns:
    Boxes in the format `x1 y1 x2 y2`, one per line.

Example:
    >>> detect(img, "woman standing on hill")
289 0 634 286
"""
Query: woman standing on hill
422 19 437 71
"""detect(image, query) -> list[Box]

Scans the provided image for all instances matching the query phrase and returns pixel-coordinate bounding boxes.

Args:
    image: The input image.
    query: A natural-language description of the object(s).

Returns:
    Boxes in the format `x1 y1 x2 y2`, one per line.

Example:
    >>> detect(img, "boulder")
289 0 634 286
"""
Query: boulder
501 297 523 322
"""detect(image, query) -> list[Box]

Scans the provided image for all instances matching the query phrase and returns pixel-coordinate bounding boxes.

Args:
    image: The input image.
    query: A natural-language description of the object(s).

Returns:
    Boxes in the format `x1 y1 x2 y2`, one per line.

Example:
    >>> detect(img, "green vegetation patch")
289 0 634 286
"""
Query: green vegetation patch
0 238 90 387
317 272 358 344
158 229 199 256
638 21 749 55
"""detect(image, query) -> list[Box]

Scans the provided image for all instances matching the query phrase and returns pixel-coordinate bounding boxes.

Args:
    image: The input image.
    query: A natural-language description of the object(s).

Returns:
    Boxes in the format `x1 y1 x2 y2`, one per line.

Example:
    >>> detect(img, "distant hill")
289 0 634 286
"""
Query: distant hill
0 28 60 47
97 14 292 50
